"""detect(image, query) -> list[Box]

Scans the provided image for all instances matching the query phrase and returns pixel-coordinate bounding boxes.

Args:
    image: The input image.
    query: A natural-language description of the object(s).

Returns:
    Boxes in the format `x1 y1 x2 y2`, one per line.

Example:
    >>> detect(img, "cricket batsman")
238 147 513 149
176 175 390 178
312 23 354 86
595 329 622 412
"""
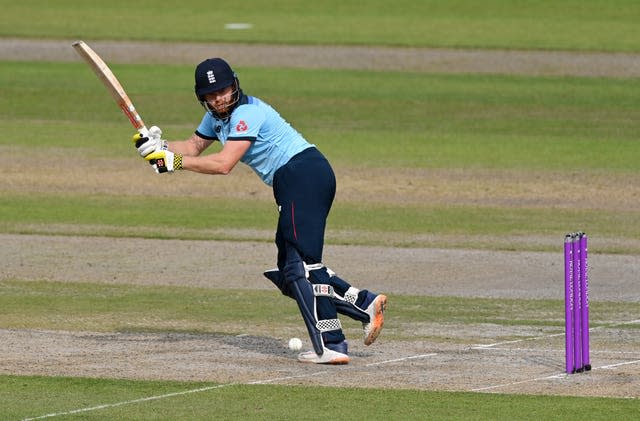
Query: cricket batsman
134 58 387 364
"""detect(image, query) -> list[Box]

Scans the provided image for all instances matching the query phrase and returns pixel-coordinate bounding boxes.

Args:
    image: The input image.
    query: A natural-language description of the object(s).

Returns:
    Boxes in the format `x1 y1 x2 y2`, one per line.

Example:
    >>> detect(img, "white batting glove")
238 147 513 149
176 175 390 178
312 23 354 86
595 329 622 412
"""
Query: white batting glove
145 150 183 173
132 126 167 158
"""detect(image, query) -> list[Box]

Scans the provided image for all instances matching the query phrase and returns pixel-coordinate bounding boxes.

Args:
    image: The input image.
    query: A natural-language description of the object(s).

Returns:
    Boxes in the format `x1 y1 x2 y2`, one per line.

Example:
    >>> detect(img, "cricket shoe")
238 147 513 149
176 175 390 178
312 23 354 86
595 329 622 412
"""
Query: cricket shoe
297 340 349 365
362 293 387 346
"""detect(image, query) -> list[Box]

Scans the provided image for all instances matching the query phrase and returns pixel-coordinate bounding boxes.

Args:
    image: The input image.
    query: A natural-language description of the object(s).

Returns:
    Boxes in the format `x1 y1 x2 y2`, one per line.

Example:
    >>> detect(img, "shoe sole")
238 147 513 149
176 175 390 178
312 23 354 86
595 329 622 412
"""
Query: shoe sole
297 350 350 365
364 294 387 346
322 356 349 365
298 356 350 365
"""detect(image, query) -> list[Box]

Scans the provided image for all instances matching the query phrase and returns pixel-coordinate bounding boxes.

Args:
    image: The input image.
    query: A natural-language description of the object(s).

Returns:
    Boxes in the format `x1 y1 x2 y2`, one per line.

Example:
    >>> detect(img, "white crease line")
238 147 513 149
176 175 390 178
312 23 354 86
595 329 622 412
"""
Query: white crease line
471 359 640 393
247 371 330 384
598 359 640 370
617 319 640 325
472 347 564 353
472 333 564 349
472 318 640 350
365 353 438 366
21 384 233 420
474 347 640 357
21 371 334 421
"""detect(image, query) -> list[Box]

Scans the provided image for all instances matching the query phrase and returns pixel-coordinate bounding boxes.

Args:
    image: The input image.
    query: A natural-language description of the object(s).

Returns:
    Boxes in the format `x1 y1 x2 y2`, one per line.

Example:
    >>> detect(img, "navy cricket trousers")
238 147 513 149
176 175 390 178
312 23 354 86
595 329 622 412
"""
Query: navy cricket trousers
272 147 345 344
272 147 336 268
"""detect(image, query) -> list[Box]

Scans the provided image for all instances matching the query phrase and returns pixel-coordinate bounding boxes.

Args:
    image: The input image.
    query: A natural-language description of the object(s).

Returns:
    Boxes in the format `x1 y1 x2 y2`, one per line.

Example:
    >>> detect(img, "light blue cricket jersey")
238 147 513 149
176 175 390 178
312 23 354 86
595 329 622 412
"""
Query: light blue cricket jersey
195 95 314 186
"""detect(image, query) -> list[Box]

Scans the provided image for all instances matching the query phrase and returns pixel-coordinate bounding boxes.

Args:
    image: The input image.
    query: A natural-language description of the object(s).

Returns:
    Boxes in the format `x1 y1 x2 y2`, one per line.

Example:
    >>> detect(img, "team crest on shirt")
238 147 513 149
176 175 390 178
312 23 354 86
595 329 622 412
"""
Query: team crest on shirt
236 120 248 132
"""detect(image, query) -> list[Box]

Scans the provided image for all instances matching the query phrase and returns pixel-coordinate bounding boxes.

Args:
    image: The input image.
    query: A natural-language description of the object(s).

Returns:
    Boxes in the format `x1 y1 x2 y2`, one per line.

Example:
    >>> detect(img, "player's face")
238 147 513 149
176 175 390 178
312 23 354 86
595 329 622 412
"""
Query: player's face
204 86 234 114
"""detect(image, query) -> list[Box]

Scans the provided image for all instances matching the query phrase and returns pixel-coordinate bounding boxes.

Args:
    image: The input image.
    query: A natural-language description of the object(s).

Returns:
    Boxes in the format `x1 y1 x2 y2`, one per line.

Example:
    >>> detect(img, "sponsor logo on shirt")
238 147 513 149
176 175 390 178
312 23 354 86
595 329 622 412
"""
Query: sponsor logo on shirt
236 120 248 132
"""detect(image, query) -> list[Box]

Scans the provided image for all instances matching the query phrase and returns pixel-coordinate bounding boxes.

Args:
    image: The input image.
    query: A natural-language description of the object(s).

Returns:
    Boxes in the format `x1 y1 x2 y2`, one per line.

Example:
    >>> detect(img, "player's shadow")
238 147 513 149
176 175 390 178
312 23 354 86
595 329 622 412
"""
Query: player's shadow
222 334 290 357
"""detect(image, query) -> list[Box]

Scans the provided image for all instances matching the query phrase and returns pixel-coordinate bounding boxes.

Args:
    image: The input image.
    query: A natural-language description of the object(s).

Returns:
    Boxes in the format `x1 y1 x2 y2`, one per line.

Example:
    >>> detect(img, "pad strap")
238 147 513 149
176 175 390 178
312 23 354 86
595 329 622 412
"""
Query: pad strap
304 263 335 278
343 286 360 305
317 318 342 332
313 284 335 297
304 263 323 279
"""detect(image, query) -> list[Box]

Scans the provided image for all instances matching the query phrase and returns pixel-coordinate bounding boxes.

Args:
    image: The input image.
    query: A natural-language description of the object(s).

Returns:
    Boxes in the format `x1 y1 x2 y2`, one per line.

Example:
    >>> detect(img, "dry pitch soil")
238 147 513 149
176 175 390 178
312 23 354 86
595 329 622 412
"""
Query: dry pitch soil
1 39 639 400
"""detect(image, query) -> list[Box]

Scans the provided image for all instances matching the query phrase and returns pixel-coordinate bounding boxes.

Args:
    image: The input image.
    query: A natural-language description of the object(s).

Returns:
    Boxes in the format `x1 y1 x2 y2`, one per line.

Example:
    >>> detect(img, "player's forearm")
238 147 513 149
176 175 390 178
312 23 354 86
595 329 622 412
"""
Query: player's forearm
175 138 249 175
180 154 237 175
167 133 212 157
167 140 202 156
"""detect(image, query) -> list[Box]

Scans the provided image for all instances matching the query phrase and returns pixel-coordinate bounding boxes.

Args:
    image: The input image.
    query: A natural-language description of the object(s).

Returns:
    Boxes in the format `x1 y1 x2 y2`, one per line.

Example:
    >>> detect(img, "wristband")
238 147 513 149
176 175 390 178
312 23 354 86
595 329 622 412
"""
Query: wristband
174 153 183 170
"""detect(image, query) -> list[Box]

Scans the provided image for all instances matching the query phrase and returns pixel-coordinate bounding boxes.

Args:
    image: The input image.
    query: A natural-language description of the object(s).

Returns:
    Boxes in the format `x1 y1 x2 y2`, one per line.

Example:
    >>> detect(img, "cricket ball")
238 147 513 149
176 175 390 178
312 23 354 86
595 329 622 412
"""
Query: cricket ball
288 337 302 351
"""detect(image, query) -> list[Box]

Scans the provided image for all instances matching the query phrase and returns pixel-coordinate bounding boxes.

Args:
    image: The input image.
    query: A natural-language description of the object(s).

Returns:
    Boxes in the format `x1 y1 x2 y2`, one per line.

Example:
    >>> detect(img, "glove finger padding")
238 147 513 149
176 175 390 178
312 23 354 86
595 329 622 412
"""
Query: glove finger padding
132 133 146 148
132 125 167 158
148 125 162 138
137 139 159 157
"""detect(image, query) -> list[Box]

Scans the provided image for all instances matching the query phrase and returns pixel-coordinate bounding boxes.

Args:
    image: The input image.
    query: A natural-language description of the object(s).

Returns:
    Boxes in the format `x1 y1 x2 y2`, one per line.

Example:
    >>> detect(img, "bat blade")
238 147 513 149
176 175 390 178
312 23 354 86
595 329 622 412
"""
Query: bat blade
72 40 148 136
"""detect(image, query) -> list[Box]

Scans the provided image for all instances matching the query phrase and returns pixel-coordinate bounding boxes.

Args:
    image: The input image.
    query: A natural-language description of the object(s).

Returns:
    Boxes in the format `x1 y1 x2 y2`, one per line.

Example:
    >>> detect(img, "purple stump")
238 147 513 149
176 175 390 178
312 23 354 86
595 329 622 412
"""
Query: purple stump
564 234 574 374
572 234 583 372
580 233 591 371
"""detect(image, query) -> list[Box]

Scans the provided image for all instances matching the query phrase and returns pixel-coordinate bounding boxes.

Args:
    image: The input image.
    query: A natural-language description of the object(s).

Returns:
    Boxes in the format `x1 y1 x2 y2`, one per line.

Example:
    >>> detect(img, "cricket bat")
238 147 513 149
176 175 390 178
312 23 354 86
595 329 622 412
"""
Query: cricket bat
72 40 149 137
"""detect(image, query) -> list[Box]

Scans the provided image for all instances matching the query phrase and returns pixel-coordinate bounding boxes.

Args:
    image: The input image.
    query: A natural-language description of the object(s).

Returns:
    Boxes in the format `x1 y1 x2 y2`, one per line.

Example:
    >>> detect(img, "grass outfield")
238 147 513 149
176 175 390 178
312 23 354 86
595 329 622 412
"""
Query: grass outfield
2 193 640 250
2 376 639 420
3 62 638 169
1 0 640 51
